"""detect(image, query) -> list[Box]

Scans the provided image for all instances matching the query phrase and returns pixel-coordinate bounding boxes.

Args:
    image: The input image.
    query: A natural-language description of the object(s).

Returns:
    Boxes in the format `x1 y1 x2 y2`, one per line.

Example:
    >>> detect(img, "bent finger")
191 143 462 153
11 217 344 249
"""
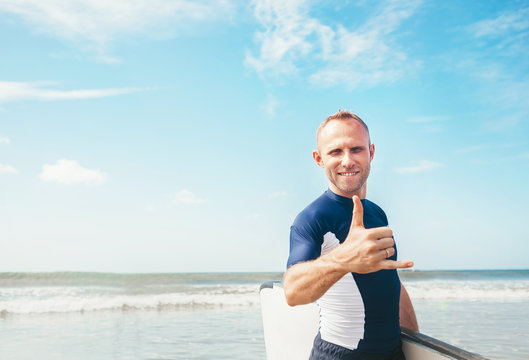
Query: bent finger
368 226 393 239
375 237 395 250
378 246 395 259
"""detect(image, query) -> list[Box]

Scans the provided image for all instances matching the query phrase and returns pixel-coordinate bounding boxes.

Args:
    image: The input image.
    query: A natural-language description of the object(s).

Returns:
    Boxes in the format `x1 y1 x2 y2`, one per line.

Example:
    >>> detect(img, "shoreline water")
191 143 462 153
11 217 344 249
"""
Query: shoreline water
1 270 528 359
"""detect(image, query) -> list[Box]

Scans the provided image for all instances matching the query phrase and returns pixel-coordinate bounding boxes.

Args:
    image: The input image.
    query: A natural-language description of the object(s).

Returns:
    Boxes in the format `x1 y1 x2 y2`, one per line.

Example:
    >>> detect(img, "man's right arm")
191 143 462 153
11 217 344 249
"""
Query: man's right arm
283 252 348 306
284 196 413 306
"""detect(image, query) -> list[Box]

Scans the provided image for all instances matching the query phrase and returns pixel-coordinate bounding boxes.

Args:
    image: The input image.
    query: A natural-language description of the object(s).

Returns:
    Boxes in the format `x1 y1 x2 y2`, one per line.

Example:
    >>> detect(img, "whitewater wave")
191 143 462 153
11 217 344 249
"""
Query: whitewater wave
2 275 528 315
404 279 529 301
0 285 261 315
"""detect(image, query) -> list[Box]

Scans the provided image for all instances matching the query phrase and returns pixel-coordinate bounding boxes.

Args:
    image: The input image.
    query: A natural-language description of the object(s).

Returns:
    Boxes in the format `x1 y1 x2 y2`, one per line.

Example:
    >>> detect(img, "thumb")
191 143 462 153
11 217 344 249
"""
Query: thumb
351 195 364 229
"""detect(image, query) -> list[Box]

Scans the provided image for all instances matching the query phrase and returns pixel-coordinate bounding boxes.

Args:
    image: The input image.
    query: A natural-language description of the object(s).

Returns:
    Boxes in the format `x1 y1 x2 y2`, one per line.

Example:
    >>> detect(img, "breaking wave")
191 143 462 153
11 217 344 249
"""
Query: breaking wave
0 284 261 315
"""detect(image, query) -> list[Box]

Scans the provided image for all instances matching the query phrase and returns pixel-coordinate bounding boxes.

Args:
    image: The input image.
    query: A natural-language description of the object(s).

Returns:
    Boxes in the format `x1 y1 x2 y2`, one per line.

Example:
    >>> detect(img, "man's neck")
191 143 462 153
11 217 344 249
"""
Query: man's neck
328 184 367 199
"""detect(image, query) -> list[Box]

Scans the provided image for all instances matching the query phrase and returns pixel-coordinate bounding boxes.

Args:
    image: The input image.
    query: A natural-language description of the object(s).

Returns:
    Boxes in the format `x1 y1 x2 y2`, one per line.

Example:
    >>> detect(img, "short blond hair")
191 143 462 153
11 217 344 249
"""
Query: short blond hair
316 110 370 148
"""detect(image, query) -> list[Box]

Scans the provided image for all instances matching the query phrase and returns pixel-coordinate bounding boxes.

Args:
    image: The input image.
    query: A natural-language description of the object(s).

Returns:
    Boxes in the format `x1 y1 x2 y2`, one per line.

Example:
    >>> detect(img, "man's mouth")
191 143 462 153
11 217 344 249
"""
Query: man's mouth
338 171 360 176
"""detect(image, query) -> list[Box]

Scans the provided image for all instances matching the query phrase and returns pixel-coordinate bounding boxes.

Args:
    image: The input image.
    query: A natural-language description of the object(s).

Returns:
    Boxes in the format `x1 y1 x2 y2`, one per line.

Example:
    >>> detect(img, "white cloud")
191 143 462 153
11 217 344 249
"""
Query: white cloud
0 81 143 103
246 0 422 89
39 159 106 185
245 0 325 75
245 213 260 220
269 191 288 198
0 163 16 174
394 160 443 174
455 144 488 154
469 7 529 40
461 7 529 133
407 115 448 133
484 113 523 132
171 189 206 205
0 135 10 144
261 94 279 117
456 142 522 154
407 115 447 123
500 151 529 163
0 0 235 62
462 65 529 132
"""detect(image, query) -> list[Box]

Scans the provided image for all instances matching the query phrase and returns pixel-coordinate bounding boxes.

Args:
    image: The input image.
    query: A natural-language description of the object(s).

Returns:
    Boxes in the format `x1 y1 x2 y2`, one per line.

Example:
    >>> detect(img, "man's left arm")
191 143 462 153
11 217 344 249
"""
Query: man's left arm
399 282 419 331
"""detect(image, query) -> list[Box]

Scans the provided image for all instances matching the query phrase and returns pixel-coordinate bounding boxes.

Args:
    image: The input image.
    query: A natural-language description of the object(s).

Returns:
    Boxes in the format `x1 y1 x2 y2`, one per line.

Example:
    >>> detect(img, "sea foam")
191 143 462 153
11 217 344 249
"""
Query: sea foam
0 284 261 315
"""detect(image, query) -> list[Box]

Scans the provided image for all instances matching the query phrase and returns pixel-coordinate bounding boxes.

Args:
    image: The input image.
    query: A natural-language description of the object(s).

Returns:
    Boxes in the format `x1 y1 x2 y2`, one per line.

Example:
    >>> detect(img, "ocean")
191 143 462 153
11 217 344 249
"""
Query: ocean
1 270 528 359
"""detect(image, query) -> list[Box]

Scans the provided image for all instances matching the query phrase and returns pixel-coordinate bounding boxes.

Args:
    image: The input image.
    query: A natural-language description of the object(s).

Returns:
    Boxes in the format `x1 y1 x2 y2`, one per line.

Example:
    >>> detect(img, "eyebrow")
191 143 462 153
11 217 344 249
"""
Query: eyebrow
326 145 366 154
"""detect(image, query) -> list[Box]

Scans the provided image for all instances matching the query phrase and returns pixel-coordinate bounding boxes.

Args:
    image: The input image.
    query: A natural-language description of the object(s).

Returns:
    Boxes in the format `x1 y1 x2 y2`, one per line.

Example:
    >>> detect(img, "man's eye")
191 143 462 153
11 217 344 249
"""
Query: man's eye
351 147 363 153
330 150 341 155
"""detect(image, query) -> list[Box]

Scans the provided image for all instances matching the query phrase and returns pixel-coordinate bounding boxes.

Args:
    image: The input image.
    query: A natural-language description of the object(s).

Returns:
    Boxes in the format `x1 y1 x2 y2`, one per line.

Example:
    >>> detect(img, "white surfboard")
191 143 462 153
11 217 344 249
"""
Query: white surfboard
260 281 487 360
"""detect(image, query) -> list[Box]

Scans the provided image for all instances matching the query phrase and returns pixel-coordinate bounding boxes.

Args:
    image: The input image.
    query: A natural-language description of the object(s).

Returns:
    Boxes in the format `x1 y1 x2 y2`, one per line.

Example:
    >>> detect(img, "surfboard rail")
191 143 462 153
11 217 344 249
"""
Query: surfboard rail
260 281 489 360
400 327 487 360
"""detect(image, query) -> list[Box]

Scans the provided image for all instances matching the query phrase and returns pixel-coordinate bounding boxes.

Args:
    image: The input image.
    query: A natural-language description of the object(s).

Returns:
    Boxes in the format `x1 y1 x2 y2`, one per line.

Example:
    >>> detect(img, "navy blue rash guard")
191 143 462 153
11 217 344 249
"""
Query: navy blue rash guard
287 189 401 354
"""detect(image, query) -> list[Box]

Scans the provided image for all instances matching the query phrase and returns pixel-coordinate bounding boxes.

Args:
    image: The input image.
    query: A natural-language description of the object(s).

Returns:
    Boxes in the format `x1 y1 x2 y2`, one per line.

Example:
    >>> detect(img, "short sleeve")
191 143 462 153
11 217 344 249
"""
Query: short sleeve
286 225 322 268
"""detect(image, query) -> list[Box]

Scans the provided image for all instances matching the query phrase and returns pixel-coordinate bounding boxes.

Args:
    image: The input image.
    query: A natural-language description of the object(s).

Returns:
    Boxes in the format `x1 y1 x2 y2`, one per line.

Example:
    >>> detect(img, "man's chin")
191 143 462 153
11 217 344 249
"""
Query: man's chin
334 177 367 196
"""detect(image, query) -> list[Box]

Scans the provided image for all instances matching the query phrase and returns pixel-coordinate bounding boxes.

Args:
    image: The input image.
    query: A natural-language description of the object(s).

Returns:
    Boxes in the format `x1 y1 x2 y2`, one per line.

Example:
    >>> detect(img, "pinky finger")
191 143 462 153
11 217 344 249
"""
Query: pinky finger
383 260 414 270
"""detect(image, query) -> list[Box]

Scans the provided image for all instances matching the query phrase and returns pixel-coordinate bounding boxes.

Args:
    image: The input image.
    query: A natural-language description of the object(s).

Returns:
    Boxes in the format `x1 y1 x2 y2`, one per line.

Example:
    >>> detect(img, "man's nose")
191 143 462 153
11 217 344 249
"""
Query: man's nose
341 152 353 167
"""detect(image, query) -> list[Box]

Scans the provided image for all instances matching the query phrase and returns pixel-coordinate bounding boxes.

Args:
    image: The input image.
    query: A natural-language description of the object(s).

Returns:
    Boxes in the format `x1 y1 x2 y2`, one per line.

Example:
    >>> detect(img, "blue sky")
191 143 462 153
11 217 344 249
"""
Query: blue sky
1 0 528 272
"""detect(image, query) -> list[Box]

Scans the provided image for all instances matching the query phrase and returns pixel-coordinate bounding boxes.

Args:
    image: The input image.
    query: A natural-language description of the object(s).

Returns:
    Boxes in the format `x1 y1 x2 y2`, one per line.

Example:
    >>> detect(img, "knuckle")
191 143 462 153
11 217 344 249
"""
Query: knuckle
365 241 377 252
365 228 376 238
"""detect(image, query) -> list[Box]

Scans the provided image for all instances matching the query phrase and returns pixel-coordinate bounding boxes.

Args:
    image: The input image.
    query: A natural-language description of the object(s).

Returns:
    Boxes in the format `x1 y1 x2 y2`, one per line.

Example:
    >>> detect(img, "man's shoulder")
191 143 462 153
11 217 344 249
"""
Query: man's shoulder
363 198 389 224
293 191 337 225
363 198 384 212
287 192 338 267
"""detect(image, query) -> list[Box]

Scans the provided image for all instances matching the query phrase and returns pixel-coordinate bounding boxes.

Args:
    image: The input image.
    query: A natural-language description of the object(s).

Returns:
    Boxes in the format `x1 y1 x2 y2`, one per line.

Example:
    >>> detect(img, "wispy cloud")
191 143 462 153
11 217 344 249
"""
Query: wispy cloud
0 135 11 144
39 159 107 185
461 6 529 133
0 163 16 174
484 112 524 132
245 213 260 220
0 81 143 103
246 0 422 89
454 143 526 165
407 115 449 133
0 0 235 62
468 7 529 56
261 94 279 117
455 144 488 154
468 61 529 110
171 189 206 205
500 151 529 163
269 191 288 198
394 160 443 174
407 115 447 123
466 69 529 133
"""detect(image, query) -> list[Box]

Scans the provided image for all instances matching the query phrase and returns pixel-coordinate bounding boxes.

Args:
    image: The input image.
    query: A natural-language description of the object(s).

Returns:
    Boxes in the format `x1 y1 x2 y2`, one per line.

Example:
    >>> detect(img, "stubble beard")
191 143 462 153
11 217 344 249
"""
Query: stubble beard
332 165 370 197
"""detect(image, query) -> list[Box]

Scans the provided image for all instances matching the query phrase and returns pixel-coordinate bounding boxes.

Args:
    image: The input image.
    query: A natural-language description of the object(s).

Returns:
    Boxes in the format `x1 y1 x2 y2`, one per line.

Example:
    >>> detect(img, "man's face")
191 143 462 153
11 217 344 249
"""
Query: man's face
313 119 375 199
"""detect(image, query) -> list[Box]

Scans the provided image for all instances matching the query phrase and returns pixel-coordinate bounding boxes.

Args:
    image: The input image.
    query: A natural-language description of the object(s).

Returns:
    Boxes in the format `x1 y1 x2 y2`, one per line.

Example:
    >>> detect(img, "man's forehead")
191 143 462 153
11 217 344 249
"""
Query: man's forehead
317 119 369 147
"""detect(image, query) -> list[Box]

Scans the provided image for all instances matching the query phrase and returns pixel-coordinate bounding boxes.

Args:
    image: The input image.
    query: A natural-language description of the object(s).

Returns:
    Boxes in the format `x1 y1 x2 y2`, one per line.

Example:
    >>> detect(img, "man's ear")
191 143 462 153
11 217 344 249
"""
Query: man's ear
369 143 375 161
313 150 324 168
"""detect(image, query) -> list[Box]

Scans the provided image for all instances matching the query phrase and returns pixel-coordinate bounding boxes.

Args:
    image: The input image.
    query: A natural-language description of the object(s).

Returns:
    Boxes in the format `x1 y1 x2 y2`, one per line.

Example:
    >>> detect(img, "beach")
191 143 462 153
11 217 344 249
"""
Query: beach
1 271 528 359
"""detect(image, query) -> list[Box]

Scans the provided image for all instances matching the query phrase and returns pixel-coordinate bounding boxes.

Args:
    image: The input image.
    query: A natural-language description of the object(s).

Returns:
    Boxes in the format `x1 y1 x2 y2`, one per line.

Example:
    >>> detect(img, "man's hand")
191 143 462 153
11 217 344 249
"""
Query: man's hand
329 195 414 274
283 195 413 306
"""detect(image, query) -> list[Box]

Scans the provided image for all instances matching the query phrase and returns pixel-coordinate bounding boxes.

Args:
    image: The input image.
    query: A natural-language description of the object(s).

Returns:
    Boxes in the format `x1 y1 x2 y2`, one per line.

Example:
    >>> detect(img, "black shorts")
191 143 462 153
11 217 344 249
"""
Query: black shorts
309 334 406 360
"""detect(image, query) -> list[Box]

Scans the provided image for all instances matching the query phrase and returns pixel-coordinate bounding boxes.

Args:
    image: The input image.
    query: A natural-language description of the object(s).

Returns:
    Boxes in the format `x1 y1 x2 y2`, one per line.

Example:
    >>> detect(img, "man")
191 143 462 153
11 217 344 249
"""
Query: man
284 111 418 360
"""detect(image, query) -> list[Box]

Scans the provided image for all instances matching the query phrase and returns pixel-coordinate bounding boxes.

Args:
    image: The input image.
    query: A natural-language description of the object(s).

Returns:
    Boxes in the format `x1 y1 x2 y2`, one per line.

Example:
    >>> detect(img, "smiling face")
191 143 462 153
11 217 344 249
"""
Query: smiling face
313 119 375 199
